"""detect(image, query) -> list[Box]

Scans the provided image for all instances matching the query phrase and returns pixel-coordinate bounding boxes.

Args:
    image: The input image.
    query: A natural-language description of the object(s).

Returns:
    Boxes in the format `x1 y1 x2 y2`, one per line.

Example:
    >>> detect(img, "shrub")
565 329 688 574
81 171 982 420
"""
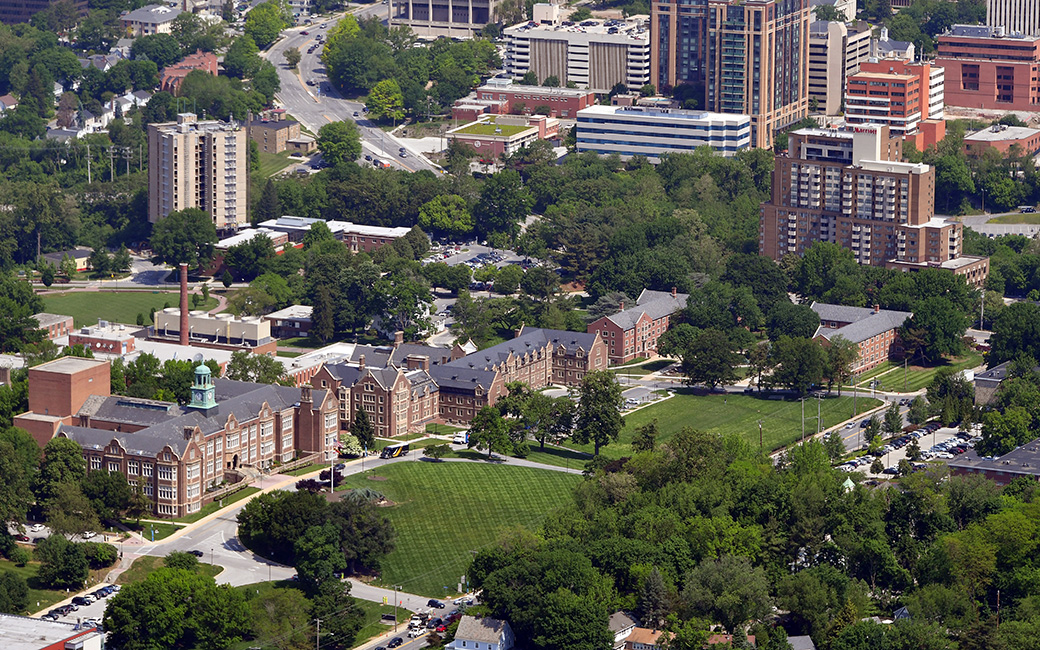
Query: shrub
82 542 119 569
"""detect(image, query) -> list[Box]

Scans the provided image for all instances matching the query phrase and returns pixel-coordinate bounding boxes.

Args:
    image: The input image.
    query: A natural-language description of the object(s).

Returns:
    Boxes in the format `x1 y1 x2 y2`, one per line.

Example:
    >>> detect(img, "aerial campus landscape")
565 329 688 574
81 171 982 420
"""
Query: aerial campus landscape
6 0 1040 648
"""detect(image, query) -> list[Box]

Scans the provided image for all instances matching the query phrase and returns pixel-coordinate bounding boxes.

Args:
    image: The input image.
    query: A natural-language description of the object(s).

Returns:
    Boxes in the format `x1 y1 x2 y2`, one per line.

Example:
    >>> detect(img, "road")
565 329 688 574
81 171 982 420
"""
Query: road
263 8 443 174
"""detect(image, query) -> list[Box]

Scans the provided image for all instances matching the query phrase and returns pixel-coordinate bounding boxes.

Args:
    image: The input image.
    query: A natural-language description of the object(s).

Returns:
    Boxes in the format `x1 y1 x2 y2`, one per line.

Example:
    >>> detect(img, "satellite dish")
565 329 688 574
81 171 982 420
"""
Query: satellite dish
192 353 204 363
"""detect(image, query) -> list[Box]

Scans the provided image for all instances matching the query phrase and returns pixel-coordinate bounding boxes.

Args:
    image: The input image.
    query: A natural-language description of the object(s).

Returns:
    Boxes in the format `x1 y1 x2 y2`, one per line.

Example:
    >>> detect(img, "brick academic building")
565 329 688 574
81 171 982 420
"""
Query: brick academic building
14 357 338 518
936 24 1040 111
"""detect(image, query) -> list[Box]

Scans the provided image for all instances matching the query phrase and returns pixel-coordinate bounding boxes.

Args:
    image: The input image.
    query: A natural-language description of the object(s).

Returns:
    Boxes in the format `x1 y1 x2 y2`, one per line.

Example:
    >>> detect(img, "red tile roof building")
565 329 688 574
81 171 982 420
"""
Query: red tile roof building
160 50 218 96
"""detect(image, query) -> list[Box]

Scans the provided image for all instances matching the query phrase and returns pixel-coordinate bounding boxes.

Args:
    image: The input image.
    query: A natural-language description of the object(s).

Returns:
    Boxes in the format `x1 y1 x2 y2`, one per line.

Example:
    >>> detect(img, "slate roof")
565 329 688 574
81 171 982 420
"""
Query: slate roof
811 302 912 345
61 379 326 459
447 326 598 373
454 616 512 644
323 362 363 386
608 611 639 634
602 289 688 330
405 369 438 398
428 364 497 391
788 636 817 650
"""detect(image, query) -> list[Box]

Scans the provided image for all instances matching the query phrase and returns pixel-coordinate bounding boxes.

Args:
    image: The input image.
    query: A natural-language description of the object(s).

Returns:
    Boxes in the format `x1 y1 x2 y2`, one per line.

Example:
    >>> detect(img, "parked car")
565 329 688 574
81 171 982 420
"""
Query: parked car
71 597 93 606
30 523 43 532
427 599 445 608
83 531 96 539
15 534 29 542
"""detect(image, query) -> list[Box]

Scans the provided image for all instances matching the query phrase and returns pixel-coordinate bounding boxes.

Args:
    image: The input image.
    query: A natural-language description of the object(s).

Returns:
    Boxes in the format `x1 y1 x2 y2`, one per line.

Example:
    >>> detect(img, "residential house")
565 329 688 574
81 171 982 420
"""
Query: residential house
788 637 817 650
609 611 639 650
625 627 664 650
160 50 219 95
42 247 92 271
587 288 689 365
810 302 912 373
706 634 757 646
0 94 16 113
447 616 515 650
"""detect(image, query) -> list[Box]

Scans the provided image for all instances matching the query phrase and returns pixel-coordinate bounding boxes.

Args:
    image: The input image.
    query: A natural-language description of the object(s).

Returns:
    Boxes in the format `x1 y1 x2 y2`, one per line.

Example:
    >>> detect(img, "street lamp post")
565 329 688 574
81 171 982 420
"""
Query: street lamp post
393 585 403 631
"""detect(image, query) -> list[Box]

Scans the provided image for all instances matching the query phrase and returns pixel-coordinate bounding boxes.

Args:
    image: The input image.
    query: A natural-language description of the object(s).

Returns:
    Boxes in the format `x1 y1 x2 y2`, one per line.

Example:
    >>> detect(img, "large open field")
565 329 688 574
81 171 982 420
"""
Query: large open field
0 556 69 615
869 351 984 393
336 461 580 597
563 390 883 458
43 291 218 328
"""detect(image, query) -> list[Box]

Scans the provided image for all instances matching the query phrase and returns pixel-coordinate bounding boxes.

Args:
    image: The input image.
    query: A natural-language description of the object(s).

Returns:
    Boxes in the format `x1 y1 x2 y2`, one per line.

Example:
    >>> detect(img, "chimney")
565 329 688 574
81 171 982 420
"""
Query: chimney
620 301 625 311
179 263 189 346
183 426 194 440
873 304 880 314
394 331 404 349
301 385 312 404
515 323 524 338
671 286 677 298
359 354 366 370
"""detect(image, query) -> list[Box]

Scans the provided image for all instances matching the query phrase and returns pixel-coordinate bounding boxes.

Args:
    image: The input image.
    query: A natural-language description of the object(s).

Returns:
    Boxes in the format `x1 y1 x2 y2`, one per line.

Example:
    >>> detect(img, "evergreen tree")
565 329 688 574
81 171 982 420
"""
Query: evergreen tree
313 285 335 342
824 429 846 462
222 270 233 288
638 567 669 629
255 178 280 225
883 400 903 437
351 407 375 450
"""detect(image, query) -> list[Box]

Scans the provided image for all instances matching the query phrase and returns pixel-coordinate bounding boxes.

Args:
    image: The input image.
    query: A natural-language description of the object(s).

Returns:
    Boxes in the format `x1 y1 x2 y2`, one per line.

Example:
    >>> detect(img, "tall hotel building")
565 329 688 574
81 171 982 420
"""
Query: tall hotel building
759 124 989 286
652 0 810 149
148 113 248 230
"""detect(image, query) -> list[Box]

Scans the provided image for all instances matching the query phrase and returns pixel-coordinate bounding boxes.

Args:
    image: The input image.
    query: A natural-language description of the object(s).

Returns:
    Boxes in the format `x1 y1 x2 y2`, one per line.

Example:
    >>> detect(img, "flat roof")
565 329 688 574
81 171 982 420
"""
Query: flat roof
451 120 532 137
965 126 1040 142
31 357 108 375
0 613 99 650
949 437 1040 477
504 17 648 41
250 120 297 130
476 83 594 98
33 313 72 328
215 228 280 249
578 104 750 124
265 305 313 320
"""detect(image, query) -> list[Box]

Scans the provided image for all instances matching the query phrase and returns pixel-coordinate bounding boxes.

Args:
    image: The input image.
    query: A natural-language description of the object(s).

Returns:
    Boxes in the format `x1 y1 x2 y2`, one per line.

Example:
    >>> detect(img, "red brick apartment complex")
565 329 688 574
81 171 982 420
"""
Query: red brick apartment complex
312 327 608 434
845 59 946 148
759 123 989 286
811 302 910 372
14 357 338 518
936 24 1040 111
159 50 218 96
587 289 689 365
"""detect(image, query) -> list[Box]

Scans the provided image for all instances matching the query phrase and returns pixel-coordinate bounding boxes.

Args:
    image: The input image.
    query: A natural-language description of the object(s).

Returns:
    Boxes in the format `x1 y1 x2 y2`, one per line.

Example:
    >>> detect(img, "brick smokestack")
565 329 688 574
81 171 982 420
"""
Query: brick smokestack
179 263 189 346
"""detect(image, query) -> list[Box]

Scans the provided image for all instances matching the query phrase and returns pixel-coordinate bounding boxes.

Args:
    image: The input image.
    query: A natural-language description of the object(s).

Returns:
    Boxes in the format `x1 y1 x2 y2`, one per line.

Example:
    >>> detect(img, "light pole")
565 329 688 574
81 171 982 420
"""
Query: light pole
393 585 403 631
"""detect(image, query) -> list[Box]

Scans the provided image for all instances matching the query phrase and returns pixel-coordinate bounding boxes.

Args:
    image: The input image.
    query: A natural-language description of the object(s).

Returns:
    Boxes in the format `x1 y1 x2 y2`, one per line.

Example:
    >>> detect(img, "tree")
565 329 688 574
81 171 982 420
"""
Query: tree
126 483 151 526
0 571 28 614
0 428 38 525
908 396 929 425
312 285 336 342
249 587 312 650
989 302 1040 364
88 247 110 276
573 370 624 456
814 3 841 20
870 456 884 474
45 482 102 536
34 534 89 589
104 567 251 650
224 233 276 281
423 444 451 460
979 406 1032 456
284 46 302 70
294 522 344 591
824 429 846 462
766 301 820 341
112 246 133 273
245 1 286 49
350 407 375 450
632 419 658 453
35 437 86 504
638 567 669 629
543 75 560 87
570 6 593 21
469 405 511 459
225 350 286 384
164 551 200 571
520 70 538 85
255 178 281 226
81 470 132 521
366 79 405 122
418 195 474 238
303 221 336 249
679 329 741 389
769 336 826 397
899 297 967 364
824 336 858 395
474 170 533 239
150 208 218 270
682 555 772 633
883 400 903 437
131 34 183 68
317 121 362 166
864 415 881 446
906 438 922 461
225 35 262 79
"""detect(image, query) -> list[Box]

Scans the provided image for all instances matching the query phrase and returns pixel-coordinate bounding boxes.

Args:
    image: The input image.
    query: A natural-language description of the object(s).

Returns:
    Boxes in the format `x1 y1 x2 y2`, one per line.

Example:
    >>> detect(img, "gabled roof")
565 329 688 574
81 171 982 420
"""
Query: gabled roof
601 289 688 331
810 302 912 345
428 364 497 392
626 628 663 646
447 327 598 373
454 616 512 644
608 611 639 634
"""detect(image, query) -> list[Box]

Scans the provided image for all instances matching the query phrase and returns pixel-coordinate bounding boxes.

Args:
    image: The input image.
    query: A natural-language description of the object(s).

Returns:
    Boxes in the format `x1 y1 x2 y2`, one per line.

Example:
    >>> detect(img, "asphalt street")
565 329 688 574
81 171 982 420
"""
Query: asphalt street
263 8 443 174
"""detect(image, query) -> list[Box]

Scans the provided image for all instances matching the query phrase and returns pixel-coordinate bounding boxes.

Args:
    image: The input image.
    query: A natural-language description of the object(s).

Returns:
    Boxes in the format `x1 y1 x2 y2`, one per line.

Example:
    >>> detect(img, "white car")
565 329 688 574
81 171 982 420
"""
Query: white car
30 523 43 532
83 531 96 539
453 433 468 444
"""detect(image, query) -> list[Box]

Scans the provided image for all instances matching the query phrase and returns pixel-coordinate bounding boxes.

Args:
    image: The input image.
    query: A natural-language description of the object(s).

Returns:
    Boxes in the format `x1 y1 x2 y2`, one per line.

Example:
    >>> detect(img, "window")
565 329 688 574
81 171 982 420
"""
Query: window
158 465 176 482
261 421 274 438
142 463 153 477
128 460 139 475
158 486 175 500
158 504 175 515
108 461 119 473
282 413 293 431
90 456 101 470
325 412 337 430
282 433 292 449
143 484 154 496
227 432 239 448
187 484 200 498
186 463 200 480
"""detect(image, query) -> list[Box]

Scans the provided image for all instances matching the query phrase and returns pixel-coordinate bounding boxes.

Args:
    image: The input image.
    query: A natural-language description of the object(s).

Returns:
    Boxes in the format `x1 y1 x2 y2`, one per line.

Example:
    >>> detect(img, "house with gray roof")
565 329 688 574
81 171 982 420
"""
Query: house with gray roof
811 301 912 372
448 616 515 650
587 288 689 365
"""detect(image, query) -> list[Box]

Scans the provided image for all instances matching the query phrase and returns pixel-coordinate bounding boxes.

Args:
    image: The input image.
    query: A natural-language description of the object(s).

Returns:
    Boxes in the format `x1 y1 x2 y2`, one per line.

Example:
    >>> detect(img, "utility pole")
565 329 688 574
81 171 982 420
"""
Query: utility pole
801 397 804 443
393 585 402 631
86 143 91 184
109 147 116 182
817 394 822 435
315 618 322 650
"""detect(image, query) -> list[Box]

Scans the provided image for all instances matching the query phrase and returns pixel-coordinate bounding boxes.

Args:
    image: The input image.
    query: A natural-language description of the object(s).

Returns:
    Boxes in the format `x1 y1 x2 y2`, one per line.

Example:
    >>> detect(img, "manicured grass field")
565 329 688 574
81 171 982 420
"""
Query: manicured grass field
563 390 884 458
116 555 222 585
173 487 260 524
426 423 465 436
872 351 984 393
521 445 590 470
0 556 69 615
257 151 295 177
283 462 327 477
123 520 182 541
43 291 217 328
336 461 580 596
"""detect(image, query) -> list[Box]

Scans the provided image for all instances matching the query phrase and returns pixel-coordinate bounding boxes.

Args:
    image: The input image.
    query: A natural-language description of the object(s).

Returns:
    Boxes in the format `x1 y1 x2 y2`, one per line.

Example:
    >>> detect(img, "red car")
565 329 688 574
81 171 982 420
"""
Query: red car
436 625 447 632
301 30 309 35
15 534 30 542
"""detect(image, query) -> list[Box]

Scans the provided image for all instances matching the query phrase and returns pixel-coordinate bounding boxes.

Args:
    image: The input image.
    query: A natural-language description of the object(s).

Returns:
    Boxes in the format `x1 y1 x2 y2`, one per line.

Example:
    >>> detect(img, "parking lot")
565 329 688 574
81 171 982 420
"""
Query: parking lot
37 583 118 628
838 422 978 477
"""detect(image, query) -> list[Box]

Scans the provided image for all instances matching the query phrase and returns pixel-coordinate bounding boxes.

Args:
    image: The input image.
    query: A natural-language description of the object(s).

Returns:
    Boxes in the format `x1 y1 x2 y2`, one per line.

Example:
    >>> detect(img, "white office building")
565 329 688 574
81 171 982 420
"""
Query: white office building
575 105 751 162
987 0 1040 36
504 17 651 92
808 20 872 115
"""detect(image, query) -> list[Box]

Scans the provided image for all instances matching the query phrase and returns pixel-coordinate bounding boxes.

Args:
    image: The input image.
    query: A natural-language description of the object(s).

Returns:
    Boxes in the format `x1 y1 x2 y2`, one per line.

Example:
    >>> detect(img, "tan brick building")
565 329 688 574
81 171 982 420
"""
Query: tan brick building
249 120 302 154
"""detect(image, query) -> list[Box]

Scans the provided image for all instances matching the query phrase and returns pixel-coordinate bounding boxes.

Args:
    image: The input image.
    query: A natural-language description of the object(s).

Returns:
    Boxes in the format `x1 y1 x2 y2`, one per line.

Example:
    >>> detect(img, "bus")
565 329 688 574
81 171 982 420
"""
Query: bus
380 442 410 459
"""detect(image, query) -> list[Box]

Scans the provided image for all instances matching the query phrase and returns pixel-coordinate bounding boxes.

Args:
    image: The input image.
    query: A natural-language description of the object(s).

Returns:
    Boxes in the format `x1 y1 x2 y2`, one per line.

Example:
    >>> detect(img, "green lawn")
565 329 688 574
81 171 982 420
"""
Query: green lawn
562 390 884 458
276 351 302 358
872 351 984 393
116 555 223 585
356 599 414 646
283 462 327 476
124 520 182 541
521 445 591 470
426 423 465 436
336 461 580 596
257 151 295 177
989 212 1040 224
43 291 217 328
278 336 325 348
0 556 69 615
851 361 896 385
173 487 260 524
